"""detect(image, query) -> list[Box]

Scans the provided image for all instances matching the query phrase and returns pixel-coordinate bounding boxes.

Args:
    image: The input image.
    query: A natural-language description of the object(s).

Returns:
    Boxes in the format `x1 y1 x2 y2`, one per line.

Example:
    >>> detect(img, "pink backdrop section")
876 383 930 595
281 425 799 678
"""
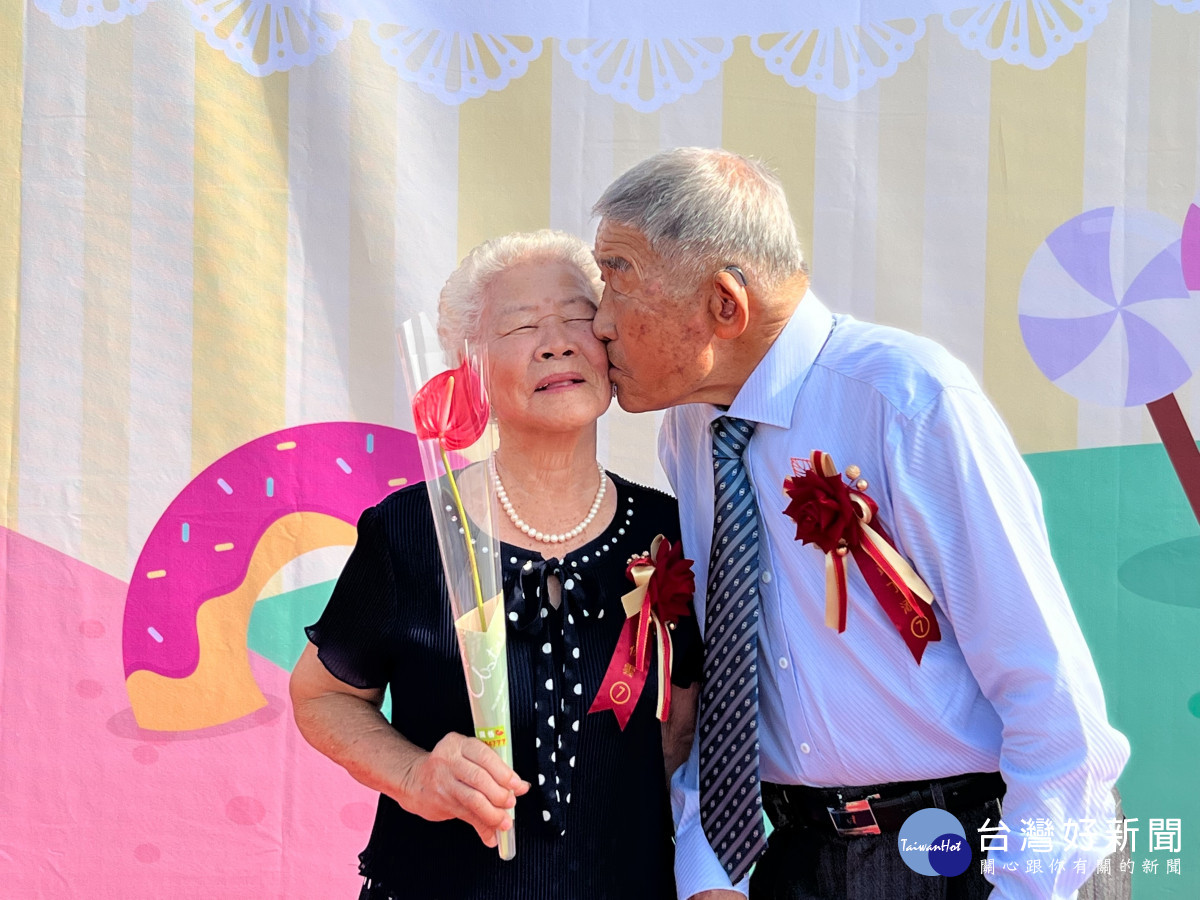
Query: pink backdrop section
0 526 376 898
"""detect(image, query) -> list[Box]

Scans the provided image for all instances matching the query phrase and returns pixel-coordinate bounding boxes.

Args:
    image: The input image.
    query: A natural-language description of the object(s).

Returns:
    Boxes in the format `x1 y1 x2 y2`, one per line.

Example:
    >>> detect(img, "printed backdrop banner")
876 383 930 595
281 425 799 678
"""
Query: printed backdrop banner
1 0 1199 896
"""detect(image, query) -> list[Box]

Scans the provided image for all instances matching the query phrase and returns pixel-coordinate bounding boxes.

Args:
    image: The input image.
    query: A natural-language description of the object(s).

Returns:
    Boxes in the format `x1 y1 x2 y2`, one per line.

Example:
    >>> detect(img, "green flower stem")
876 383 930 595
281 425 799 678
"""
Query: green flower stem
440 444 488 632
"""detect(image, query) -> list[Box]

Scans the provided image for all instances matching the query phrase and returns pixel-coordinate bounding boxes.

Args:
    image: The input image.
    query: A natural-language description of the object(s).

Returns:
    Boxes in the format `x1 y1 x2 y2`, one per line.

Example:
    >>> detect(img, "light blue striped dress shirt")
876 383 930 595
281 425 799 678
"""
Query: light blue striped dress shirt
663 293 1130 900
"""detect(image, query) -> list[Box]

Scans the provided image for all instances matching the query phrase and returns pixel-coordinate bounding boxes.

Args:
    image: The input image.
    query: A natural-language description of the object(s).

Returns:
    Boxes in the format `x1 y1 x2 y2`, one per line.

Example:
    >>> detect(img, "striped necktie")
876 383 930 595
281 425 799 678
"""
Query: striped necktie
699 416 767 884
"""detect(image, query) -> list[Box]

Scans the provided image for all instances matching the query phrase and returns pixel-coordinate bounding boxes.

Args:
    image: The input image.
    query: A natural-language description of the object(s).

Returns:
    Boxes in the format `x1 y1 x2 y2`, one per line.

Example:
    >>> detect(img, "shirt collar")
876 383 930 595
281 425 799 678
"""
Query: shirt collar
708 290 834 430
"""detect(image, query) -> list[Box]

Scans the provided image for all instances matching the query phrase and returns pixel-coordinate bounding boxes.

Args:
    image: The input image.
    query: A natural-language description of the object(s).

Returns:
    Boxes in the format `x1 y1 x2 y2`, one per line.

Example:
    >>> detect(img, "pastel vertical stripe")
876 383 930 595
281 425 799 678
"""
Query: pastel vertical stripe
0 0 23 529
874 37 928 336
17 10 87 559
659 65 723 151
1077 1 1153 449
611 96 659 176
920 21 990 378
811 87 880 322
549 42 613 241
392 76 460 431
1082 1 1150 212
191 39 289 473
1146 2 1199 222
1146 4 1200 444
81 19 133 576
128 0 195 572
348 25 398 427
985 46 1087 453
457 41 553 258
599 403 665 493
721 37 817 266
286 39 351 426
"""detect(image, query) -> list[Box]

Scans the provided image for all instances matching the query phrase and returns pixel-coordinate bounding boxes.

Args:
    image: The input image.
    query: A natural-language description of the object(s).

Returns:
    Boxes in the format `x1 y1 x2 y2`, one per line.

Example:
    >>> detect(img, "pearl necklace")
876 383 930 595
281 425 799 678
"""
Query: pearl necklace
489 456 607 544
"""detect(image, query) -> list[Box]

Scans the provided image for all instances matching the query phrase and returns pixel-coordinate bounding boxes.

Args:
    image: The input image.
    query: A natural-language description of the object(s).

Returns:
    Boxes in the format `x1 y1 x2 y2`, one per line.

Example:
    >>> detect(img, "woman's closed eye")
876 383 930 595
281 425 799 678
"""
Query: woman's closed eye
502 315 595 337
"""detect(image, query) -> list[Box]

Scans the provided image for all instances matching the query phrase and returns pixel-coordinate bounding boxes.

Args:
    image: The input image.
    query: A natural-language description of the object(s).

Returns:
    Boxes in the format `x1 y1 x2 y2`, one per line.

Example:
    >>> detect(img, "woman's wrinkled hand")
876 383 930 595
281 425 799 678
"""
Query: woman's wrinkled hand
397 732 531 847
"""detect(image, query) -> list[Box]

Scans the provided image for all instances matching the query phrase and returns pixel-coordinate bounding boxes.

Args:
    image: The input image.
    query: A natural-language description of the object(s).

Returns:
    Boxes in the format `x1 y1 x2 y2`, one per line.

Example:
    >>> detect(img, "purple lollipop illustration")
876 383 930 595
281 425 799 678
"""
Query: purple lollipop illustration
1019 206 1200 524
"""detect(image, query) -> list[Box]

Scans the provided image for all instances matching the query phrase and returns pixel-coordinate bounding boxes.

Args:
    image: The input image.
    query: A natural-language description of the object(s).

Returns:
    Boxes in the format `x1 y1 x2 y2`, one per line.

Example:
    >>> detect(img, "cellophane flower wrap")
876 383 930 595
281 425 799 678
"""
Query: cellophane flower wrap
398 314 516 861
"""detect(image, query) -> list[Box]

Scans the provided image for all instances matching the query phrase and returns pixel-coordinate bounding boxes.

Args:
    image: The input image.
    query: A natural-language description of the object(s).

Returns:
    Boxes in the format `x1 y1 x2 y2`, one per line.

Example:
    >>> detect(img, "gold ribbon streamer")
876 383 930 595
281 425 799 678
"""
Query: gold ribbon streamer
848 493 934 612
621 537 676 721
814 452 934 631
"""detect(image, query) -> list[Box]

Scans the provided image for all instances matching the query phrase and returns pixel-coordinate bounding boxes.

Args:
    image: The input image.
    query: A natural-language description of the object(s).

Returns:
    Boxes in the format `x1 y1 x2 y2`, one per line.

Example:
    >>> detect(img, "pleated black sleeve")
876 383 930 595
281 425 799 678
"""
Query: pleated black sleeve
304 505 399 690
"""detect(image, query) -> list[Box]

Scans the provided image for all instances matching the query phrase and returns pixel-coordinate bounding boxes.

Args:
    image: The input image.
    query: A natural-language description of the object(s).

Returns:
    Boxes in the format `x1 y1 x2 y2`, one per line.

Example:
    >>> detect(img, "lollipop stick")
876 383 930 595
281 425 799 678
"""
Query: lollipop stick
1146 393 1200 526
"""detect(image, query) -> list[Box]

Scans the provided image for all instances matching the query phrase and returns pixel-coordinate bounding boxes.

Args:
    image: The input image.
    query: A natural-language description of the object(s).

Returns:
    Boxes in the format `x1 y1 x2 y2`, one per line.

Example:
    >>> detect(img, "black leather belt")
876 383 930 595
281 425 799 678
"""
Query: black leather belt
762 771 1006 837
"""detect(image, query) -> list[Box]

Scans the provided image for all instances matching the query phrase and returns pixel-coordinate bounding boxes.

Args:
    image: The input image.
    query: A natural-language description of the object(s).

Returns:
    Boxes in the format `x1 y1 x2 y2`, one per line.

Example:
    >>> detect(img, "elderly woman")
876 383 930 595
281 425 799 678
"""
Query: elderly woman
290 229 700 899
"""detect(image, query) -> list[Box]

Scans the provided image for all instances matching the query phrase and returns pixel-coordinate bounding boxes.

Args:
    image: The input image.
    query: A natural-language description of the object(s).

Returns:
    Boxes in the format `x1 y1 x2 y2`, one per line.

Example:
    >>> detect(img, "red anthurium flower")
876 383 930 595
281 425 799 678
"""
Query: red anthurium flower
782 468 860 555
645 538 695 626
412 360 490 450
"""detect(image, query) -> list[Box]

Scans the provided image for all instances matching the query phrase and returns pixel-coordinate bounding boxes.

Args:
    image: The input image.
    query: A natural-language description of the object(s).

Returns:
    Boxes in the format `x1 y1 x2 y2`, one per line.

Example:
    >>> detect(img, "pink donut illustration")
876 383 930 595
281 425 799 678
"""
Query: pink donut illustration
123 422 422 731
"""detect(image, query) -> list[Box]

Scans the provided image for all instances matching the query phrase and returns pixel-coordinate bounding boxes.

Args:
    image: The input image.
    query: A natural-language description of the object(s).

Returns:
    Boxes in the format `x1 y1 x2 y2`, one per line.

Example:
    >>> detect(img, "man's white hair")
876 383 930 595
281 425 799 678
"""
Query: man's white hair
592 146 806 291
438 229 603 362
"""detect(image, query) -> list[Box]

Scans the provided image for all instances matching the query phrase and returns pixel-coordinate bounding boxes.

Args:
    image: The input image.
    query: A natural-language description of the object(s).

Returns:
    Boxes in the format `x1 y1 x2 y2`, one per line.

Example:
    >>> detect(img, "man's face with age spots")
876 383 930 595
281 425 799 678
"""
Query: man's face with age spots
591 221 714 412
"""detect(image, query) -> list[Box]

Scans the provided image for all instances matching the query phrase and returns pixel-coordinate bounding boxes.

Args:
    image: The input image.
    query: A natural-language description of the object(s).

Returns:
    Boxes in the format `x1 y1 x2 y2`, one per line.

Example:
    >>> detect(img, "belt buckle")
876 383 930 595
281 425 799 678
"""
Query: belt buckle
827 794 882 836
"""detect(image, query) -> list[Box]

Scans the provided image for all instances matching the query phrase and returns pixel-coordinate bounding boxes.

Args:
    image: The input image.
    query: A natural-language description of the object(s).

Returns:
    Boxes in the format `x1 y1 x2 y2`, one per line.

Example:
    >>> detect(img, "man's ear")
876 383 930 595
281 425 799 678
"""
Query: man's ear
709 268 750 339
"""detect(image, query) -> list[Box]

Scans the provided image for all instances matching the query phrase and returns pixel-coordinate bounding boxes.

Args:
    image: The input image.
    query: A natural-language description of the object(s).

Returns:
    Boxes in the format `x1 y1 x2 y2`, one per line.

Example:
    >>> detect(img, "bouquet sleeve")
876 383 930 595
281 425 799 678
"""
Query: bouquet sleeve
398 313 516 860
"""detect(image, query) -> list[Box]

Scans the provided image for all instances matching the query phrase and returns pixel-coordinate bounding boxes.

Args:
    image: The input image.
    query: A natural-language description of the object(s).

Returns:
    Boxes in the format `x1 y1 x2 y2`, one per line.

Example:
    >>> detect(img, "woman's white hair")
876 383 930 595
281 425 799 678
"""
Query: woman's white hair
592 147 806 292
438 229 603 362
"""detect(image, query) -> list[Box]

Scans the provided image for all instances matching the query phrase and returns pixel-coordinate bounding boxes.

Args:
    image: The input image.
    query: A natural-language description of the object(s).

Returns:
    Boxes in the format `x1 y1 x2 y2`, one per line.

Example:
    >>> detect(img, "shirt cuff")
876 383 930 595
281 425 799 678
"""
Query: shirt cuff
985 781 1123 900
671 744 751 899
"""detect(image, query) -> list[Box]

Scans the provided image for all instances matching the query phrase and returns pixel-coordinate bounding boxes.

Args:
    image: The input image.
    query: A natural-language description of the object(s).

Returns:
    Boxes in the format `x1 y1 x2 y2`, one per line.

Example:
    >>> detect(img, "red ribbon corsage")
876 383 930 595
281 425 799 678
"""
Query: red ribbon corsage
784 451 941 663
588 535 695 729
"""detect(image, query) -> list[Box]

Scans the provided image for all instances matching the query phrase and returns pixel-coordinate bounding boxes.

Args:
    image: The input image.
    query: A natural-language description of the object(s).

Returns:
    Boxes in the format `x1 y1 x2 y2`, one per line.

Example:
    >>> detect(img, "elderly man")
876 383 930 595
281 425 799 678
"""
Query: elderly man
591 147 1129 900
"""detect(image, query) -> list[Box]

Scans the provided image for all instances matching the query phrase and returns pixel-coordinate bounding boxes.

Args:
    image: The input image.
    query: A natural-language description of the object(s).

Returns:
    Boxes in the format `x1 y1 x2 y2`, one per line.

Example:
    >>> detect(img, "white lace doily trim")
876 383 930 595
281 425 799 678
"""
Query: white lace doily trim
190 1 354 77
30 0 1155 106
943 1 1109 72
559 38 732 113
370 26 544 105
752 20 926 103
1155 0 1200 13
34 0 157 29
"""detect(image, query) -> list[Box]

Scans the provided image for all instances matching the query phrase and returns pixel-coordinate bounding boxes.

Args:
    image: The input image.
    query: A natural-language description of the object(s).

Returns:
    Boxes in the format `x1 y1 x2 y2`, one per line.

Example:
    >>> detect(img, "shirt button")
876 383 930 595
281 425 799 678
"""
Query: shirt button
761 571 772 584
778 657 789 670
800 742 811 754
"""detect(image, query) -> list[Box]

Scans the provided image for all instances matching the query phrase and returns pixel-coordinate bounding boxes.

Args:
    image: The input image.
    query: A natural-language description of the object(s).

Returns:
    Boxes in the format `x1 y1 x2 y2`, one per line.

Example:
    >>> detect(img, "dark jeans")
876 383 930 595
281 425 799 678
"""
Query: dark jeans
749 787 1131 900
